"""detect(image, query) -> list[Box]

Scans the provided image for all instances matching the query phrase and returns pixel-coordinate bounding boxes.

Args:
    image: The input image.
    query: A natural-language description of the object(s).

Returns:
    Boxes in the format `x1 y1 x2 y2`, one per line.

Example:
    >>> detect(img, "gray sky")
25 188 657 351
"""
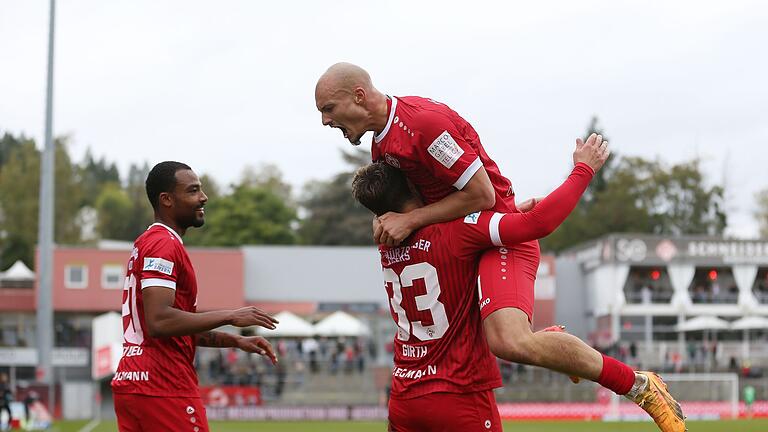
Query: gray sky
1 1 766 237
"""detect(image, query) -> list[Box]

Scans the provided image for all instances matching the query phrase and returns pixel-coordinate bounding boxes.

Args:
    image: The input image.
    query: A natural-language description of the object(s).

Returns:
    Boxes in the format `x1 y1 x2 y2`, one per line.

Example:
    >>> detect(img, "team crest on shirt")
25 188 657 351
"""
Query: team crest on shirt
463 212 480 224
143 257 174 275
384 153 401 168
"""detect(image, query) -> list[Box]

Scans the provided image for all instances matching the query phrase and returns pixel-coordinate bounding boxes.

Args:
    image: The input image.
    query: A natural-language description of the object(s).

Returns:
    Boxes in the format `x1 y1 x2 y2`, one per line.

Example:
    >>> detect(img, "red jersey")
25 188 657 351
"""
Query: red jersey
111 223 200 398
371 95 516 212
381 162 597 399
381 212 511 399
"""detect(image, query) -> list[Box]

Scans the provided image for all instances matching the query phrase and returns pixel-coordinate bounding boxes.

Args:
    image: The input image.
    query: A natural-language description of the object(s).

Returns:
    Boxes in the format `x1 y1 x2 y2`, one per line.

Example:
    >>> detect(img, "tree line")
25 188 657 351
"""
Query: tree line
1 118 753 271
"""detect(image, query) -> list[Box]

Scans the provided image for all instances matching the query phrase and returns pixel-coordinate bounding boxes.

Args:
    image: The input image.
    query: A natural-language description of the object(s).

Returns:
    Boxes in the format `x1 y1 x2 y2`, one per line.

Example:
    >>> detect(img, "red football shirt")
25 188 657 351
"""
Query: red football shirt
111 223 200 398
382 215 506 399
371 95 517 212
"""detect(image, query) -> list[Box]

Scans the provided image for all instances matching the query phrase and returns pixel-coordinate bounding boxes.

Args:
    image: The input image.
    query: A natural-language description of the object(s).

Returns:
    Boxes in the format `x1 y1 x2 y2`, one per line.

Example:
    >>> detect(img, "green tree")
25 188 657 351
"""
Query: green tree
541 118 726 252
0 135 83 268
239 163 292 203
124 162 154 240
78 148 120 207
199 174 221 201
189 184 297 246
297 148 373 245
0 131 30 168
94 183 133 240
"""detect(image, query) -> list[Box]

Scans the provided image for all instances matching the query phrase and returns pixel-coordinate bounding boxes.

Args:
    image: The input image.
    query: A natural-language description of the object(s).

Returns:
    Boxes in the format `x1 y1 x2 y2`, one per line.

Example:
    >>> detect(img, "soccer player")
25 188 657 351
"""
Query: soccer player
317 63 686 432
352 137 606 431
112 161 279 432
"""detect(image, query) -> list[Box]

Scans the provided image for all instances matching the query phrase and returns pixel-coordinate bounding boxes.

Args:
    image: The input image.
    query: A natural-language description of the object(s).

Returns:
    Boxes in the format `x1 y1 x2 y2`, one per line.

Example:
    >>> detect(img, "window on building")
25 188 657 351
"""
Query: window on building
753 268 768 303
64 265 88 289
689 267 738 304
101 264 124 289
623 266 674 304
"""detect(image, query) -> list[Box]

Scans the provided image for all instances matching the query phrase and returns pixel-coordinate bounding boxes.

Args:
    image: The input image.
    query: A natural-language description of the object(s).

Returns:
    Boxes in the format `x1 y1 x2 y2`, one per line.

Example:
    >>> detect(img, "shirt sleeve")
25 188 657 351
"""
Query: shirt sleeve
448 163 595 257
139 238 180 290
412 111 482 190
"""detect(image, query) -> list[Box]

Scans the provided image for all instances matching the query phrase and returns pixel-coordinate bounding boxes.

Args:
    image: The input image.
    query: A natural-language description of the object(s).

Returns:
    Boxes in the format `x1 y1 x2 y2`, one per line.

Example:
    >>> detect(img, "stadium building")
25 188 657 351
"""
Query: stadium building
557 234 768 370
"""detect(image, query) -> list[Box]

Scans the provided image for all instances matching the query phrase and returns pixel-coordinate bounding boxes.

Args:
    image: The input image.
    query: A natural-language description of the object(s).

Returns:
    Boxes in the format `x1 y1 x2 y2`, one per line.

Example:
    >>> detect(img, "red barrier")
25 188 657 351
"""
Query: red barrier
496 401 768 420
199 386 261 407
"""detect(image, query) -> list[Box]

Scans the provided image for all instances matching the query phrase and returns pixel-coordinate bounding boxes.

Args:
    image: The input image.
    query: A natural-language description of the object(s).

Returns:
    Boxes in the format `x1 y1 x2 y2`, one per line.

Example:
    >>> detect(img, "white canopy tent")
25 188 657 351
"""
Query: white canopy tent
675 315 730 332
730 316 768 330
0 260 35 280
313 311 371 337
257 311 315 337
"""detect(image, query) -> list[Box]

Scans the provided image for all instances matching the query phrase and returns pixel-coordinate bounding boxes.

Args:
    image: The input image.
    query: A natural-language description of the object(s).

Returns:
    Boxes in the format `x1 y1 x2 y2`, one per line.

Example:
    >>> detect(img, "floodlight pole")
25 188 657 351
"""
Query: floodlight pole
37 0 56 414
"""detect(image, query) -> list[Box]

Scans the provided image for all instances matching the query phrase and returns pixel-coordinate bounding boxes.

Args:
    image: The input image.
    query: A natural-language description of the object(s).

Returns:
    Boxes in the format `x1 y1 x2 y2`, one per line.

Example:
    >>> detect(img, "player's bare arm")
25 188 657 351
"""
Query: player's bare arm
142 286 278 338
195 331 278 364
375 166 496 246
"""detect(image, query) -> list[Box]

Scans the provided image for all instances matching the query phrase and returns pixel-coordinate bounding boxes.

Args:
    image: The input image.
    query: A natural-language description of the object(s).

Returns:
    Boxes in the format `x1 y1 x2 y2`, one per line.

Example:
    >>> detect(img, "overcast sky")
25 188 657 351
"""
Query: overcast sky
1 1 766 237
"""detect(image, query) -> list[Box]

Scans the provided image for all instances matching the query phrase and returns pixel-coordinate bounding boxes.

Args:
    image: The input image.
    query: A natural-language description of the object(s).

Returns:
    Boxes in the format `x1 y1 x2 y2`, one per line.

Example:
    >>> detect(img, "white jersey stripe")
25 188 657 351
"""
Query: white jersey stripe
489 212 505 247
453 157 482 190
141 278 177 290
374 96 398 143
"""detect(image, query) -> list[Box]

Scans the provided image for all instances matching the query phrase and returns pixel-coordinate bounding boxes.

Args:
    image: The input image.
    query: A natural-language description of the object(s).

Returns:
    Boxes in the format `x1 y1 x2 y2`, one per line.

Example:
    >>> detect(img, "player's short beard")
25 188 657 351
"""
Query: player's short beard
180 212 205 229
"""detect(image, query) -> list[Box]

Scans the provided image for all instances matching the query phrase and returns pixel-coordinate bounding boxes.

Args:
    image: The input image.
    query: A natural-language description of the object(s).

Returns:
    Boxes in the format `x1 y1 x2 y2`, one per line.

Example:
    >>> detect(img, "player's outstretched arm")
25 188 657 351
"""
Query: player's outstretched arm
143 287 278 338
195 331 278 365
375 167 496 246
453 134 609 254
495 133 609 245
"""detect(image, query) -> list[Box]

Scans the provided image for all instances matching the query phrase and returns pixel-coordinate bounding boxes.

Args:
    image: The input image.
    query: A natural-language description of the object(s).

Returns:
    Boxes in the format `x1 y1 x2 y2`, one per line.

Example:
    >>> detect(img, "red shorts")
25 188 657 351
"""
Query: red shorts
478 240 540 321
388 390 502 432
114 393 209 432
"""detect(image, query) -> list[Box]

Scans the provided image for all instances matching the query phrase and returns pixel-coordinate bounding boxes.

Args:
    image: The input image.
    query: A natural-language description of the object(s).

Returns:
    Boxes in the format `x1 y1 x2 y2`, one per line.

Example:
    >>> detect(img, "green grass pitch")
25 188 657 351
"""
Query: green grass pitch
53 419 768 431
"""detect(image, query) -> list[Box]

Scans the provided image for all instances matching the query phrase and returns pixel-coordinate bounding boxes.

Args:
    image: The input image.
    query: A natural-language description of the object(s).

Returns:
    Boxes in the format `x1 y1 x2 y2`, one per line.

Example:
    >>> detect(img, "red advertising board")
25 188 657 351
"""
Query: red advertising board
199 386 262 407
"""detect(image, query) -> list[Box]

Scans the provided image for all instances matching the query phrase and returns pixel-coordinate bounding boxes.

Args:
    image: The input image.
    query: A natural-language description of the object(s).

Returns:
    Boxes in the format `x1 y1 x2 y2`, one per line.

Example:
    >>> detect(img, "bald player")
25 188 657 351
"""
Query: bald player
315 63 686 432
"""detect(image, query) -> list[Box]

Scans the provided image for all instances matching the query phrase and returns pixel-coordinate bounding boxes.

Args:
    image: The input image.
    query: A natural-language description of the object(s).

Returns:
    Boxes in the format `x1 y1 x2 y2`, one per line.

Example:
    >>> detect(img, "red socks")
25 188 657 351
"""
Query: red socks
597 353 635 395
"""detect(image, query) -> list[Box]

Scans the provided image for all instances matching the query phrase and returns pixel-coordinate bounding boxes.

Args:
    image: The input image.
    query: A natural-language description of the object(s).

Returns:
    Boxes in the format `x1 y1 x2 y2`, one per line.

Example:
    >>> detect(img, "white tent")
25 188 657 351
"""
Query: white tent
730 316 768 330
0 260 35 280
675 315 730 332
313 311 370 337
257 311 315 337
730 316 768 360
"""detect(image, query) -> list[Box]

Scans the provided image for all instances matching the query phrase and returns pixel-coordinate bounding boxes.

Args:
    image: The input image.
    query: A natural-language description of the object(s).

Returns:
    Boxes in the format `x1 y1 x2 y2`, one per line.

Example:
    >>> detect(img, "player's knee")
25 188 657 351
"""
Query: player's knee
483 308 538 363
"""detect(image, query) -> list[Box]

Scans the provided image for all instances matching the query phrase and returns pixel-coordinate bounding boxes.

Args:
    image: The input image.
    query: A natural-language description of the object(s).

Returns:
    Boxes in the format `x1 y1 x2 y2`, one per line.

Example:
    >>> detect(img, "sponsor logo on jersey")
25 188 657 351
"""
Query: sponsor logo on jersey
464 212 481 224
428 131 464 169
384 153 401 168
143 257 174 275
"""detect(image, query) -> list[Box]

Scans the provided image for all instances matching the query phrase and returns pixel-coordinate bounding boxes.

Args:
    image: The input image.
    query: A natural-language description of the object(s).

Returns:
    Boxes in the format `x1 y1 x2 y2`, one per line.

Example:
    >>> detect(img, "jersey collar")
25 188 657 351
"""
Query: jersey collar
148 222 184 244
374 96 398 144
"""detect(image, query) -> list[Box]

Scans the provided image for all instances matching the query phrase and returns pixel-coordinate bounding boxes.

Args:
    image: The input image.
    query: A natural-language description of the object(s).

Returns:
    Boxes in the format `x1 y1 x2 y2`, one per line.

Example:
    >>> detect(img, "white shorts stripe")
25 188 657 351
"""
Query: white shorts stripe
489 212 505 247
141 278 177 290
452 157 483 190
